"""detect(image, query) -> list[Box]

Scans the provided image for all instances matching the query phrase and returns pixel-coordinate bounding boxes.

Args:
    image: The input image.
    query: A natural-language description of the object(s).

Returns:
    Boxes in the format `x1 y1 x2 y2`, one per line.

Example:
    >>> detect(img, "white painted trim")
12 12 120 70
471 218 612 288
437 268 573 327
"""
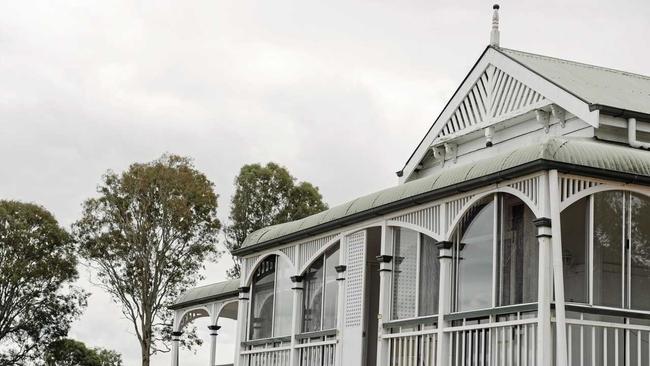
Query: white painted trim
297 235 343 275
243 250 297 286
384 220 443 242
560 184 650 211
401 47 599 182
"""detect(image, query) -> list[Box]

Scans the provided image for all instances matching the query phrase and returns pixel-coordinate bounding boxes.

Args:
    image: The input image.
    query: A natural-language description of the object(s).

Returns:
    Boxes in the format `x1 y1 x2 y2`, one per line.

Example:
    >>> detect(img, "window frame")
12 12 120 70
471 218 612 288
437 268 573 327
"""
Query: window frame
563 190 650 312
451 193 539 314
247 254 292 341
301 242 340 333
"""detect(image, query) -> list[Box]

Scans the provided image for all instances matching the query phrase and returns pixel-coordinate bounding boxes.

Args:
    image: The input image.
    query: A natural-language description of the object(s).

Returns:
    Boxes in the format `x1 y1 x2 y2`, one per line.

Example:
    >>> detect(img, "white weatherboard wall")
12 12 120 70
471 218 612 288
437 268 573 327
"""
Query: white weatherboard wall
340 230 367 365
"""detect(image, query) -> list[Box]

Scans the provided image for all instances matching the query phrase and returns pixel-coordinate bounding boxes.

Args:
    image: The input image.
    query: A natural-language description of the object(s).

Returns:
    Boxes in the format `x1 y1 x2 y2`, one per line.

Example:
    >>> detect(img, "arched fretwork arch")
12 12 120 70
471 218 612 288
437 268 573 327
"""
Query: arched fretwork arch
298 235 342 275
243 250 297 286
174 306 211 332
560 184 650 212
445 190 540 241
384 220 443 242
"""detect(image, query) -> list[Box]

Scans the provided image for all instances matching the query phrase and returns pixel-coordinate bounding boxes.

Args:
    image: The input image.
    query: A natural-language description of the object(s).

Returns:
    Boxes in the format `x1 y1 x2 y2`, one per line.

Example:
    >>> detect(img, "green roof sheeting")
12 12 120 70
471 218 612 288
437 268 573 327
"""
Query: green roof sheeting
500 48 650 116
239 138 650 253
170 279 239 310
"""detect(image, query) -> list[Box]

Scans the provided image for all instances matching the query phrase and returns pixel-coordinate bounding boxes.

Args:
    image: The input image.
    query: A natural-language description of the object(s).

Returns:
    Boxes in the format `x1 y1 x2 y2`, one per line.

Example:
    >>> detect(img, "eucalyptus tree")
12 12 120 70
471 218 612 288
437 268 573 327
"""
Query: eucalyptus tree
73 155 221 366
225 162 327 278
0 201 87 366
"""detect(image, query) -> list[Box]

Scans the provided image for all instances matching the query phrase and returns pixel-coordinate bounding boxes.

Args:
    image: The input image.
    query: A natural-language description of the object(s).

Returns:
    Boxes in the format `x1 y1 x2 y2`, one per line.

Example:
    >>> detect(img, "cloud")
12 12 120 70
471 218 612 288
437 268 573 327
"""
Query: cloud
1 0 649 365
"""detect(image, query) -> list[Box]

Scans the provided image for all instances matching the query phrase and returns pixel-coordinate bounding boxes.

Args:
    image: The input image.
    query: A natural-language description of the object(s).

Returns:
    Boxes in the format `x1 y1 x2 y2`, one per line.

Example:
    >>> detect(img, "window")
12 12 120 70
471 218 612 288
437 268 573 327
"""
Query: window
391 228 439 319
248 255 292 340
302 243 340 332
562 191 650 311
496 194 538 306
453 198 495 312
453 194 538 312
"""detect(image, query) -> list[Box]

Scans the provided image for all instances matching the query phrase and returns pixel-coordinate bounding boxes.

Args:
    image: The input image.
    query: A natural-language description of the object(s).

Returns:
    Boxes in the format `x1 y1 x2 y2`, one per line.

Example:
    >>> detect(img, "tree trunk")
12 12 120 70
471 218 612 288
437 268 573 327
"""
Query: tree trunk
141 339 150 366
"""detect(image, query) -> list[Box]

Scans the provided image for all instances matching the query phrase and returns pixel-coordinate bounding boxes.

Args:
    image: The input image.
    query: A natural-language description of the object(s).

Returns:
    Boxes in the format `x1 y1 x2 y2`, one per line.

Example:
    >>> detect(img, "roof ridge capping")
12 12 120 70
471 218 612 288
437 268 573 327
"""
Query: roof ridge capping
236 137 650 255
499 47 650 82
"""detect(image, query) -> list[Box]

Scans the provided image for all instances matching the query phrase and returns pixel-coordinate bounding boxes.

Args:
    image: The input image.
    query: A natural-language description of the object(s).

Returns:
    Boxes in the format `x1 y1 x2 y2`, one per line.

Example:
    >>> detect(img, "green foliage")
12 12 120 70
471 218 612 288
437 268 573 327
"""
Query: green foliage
73 155 221 366
225 162 327 277
45 338 122 366
0 201 87 366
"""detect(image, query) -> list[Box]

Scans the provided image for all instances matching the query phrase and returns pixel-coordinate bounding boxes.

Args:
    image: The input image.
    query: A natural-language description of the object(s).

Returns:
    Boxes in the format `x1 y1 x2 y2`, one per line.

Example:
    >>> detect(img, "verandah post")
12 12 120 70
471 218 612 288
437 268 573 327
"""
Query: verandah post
435 201 452 366
534 172 553 366
289 274 304 366
234 285 250 366
549 169 568 366
208 324 221 366
334 236 347 366
375 222 393 366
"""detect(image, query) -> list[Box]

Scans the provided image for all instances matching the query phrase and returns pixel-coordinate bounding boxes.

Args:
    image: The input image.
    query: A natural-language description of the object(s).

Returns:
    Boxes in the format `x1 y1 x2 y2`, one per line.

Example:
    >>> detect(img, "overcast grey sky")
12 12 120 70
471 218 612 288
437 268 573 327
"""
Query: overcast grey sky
2 1 649 365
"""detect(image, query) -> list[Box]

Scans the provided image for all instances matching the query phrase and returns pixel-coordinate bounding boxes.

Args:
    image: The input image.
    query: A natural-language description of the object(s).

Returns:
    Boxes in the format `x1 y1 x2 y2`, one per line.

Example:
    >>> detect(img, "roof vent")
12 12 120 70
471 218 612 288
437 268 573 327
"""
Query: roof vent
490 4 500 47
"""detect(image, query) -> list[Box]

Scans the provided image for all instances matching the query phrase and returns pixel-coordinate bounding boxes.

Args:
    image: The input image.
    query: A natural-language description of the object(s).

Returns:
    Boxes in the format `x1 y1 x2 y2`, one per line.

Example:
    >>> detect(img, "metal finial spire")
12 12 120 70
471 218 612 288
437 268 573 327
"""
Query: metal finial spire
490 4 500 47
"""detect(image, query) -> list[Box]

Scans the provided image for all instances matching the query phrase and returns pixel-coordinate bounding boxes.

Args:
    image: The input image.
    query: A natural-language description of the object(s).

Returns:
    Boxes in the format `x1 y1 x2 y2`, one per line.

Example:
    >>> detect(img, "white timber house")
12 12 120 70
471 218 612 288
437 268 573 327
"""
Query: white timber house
170 6 650 366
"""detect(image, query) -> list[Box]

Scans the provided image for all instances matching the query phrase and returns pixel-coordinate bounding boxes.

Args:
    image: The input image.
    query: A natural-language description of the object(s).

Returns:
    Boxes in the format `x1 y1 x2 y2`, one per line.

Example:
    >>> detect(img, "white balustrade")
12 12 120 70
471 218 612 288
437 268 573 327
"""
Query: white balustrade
564 316 650 366
241 345 291 366
296 339 337 366
445 318 538 366
383 329 438 366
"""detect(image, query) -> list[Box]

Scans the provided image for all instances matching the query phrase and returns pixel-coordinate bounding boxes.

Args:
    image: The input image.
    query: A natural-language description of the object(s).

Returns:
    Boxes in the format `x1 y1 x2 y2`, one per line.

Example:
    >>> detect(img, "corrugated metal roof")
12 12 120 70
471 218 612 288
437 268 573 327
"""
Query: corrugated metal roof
499 48 650 116
170 279 239 310
241 138 650 250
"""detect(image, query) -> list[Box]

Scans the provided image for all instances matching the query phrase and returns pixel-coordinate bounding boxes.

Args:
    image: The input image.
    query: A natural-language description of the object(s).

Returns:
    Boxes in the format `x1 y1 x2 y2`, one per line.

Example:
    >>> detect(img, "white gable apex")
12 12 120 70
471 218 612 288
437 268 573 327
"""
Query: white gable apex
399 46 599 183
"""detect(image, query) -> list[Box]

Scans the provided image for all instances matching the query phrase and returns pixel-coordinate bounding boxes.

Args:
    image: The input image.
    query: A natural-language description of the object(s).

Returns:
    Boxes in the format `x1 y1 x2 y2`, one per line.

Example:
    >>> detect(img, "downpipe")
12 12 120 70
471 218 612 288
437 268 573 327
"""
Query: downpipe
628 118 650 149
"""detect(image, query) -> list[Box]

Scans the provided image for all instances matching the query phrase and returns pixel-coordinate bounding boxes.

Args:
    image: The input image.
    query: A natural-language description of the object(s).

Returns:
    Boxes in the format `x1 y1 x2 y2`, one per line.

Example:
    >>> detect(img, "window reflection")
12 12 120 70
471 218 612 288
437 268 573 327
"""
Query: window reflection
302 243 340 332
454 199 495 312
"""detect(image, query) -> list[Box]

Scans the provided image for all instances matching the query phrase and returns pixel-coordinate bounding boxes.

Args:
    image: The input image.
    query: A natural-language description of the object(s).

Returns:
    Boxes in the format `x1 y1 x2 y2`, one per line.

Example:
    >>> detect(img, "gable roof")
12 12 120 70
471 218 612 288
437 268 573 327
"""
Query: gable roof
399 46 650 181
235 137 650 256
500 48 650 116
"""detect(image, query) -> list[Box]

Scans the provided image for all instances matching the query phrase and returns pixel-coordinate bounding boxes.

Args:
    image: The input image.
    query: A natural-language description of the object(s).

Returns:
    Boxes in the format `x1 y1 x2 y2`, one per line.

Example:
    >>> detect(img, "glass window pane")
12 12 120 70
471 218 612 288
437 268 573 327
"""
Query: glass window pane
561 197 589 303
302 257 324 332
273 258 293 337
322 244 340 329
419 234 439 315
249 256 276 340
497 195 538 306
456 199 495 312
630 193 650 311
593 191 624 308
392 228 418 319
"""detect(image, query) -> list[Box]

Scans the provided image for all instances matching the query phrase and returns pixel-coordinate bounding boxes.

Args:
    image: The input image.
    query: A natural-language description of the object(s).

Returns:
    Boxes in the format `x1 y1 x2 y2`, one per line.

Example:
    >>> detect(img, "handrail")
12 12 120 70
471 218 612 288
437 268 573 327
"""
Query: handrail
563 303 650 321
240 345 291 355
444 303 538 321
444 317 537 332
241 336 292 347
382 315 438 329
294 339 338 348
295 328 337 340
382 328 438 339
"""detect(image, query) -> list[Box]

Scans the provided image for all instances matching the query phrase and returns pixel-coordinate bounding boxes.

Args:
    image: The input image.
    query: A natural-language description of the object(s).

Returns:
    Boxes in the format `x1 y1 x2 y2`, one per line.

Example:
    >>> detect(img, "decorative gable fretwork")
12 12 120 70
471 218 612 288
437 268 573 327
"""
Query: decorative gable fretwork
437 65 547 139
390 205 441 236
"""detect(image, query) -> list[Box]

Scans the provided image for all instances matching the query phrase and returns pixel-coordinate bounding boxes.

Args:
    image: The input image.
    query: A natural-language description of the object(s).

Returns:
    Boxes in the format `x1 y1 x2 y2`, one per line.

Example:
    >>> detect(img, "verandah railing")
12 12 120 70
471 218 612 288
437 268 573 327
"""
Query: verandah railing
241 337 291 366
382 304 539 366
241 330 337 366
296 330 337 366
560 304 650 366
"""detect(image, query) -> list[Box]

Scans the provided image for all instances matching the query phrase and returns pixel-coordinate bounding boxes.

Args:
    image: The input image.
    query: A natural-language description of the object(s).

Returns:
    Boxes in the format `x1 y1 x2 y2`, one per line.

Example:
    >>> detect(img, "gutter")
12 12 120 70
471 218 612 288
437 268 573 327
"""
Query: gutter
232 159 650 257
589 104 650 122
